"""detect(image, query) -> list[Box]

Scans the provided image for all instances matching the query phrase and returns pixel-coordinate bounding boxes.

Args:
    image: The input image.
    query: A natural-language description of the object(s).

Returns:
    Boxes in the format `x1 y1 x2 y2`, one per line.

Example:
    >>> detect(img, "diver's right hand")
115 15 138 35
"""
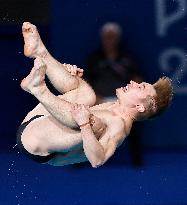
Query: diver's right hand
63 63 84 77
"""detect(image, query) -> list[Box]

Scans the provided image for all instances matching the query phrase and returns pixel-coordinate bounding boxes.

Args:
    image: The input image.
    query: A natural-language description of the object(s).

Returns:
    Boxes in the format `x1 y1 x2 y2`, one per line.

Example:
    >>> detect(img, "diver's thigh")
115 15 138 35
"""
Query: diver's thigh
23 115 83 152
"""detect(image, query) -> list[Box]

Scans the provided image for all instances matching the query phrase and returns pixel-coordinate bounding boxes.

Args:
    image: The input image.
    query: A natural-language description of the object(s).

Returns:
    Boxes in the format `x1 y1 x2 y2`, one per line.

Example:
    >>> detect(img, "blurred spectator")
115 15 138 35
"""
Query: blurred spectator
85 22 144 166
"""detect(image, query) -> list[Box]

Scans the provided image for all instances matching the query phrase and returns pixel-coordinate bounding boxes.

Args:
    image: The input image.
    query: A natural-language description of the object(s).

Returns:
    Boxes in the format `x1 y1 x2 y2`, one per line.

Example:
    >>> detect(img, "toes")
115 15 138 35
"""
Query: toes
22 22 36 33
34 58 45 68
22 22 31 32
22 22 31 29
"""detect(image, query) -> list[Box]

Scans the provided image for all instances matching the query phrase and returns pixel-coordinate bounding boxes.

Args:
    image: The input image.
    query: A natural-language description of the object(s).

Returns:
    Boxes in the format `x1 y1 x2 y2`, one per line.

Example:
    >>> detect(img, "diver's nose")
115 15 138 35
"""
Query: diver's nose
130 80 136 87
130 80 134 86
130 80 139 88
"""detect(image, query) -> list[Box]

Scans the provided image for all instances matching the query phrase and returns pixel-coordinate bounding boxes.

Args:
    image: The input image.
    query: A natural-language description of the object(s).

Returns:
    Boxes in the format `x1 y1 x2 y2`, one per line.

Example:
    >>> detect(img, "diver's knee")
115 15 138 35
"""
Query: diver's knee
21 132 47 156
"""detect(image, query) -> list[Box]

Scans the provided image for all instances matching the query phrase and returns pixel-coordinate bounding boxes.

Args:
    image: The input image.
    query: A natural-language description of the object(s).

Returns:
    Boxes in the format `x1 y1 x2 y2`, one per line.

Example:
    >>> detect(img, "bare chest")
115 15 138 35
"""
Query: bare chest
91 110 126 138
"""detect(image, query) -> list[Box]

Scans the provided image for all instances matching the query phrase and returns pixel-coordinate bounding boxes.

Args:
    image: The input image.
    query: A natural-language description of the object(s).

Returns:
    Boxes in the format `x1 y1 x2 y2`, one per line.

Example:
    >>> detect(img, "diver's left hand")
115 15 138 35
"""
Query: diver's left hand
71 104 90 125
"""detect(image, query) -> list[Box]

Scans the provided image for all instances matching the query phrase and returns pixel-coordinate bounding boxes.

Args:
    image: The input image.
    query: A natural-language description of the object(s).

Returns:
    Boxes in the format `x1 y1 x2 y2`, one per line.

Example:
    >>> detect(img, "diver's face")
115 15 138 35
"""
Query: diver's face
116 81 156 108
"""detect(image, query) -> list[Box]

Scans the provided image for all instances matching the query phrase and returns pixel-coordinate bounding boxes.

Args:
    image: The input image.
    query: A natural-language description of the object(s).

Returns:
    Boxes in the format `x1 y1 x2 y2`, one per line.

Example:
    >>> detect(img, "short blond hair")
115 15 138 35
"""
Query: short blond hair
148 76 173 119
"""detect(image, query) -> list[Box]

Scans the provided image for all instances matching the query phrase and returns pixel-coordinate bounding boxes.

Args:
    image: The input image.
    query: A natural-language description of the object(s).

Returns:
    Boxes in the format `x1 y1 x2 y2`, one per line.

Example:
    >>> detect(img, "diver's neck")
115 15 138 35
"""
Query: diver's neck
111 101 137 123
90 101 115 111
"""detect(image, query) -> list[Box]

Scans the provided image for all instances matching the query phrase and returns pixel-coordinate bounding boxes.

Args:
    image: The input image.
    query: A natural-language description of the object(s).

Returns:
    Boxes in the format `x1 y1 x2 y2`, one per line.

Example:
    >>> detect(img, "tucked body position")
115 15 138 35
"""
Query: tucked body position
17 22 173 168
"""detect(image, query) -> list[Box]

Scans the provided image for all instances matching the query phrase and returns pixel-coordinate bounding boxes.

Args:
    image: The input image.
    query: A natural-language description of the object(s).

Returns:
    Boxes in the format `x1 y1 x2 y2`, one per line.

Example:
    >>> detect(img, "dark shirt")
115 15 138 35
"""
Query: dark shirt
85 48 141 97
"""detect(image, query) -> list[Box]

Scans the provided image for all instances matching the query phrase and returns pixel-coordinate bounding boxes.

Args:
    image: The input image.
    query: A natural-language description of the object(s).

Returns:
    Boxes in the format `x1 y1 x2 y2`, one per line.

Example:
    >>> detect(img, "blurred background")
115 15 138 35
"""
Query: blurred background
0 0 187 204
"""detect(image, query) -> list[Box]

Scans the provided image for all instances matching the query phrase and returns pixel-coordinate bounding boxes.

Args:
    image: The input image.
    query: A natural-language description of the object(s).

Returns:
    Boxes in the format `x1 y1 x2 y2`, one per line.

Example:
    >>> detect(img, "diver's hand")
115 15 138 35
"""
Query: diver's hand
63 63 84 77
71 104 90 125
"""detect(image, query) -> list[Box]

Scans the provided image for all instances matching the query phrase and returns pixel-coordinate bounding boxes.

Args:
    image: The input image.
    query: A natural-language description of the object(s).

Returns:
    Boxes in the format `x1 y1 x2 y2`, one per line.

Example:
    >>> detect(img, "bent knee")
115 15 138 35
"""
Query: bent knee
78 79 96 106
83 87 96 106
20 122 49 155
58 79 96 106
21 132 41 155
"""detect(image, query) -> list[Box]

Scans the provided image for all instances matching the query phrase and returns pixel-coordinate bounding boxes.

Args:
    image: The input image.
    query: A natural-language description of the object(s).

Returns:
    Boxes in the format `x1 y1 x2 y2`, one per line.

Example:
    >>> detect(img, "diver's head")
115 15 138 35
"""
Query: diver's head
116 77 173 121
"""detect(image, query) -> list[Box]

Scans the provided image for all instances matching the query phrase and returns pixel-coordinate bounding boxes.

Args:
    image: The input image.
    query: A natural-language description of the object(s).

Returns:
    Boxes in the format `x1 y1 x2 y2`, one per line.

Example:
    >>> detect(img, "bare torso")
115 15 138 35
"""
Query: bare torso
21 101 131 166
47 108 128 166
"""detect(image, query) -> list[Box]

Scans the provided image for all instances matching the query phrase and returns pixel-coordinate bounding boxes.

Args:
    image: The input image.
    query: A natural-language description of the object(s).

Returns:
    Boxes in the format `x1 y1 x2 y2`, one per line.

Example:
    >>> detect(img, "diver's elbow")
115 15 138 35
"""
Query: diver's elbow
91 159 104 168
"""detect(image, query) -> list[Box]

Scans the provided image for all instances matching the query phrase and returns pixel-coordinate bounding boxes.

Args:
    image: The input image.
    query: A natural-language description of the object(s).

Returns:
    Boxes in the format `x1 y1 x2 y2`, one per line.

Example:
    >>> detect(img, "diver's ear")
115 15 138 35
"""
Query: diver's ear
136 104 145 113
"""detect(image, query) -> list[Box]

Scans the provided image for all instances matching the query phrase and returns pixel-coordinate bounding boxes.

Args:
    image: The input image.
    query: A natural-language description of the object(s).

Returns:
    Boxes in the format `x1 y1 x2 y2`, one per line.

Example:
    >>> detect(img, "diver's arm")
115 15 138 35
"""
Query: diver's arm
80 123 126 168
71 103 125 168
80 123 105 168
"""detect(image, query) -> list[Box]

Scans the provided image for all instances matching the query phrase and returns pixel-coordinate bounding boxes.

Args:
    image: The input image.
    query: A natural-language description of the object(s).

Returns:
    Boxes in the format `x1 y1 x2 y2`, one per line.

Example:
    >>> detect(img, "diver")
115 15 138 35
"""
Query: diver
17 22 173 167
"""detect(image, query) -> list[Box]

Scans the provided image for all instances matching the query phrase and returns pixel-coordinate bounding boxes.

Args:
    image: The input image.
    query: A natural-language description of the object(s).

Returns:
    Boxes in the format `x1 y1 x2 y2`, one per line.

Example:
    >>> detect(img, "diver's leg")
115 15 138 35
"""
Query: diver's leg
20 114 83 156
22 22 78 93
21 58 78 128
21 59 96 124
22 22 96 106
20 113 88 166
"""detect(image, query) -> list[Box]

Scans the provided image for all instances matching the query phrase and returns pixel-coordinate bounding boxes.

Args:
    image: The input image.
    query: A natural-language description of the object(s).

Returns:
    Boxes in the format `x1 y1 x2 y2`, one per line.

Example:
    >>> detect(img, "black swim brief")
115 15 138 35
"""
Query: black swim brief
16 115 56 163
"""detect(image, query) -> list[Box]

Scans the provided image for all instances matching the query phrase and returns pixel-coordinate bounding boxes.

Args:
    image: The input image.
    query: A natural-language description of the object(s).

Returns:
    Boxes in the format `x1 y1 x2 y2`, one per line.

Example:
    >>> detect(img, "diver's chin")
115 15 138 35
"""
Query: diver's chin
116 87 125 96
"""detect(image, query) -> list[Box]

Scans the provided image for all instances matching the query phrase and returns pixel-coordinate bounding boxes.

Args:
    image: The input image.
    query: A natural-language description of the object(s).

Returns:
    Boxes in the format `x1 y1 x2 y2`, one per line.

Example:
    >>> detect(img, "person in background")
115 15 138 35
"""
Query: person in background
85 22 144 166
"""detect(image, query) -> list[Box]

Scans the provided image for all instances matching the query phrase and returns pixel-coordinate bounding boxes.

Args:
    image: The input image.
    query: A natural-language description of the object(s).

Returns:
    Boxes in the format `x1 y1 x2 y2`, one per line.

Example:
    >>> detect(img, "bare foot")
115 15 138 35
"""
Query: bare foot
62 63 84 77
21 58 46 94
22 22 47 58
